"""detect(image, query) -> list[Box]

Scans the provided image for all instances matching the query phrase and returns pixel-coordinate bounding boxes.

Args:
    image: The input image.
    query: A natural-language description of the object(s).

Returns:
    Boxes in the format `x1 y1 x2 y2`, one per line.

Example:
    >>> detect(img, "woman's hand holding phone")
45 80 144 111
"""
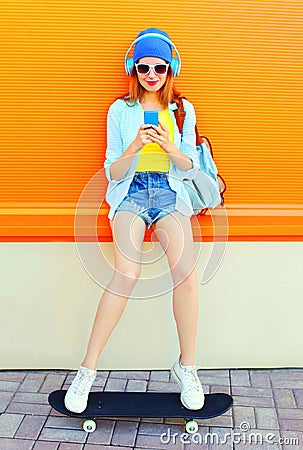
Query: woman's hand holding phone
146 120 172 153
131 111 172 154
131 124 155 152
131 110 159 153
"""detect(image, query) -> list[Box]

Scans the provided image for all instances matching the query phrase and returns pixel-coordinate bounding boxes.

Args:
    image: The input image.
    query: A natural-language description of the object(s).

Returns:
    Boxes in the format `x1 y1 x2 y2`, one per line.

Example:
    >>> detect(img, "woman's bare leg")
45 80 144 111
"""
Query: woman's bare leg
153 212 199 366
81 211 146 370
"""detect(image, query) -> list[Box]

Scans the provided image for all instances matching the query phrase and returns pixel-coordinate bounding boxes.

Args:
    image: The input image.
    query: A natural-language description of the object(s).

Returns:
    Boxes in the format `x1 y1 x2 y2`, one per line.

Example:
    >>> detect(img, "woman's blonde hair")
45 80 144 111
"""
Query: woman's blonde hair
122 65 181 108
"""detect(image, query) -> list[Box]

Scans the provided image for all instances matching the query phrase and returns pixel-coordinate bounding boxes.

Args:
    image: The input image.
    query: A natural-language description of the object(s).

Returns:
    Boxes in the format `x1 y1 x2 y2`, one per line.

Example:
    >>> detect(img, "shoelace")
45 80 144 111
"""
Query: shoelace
71 371 95 396
182 365 202 392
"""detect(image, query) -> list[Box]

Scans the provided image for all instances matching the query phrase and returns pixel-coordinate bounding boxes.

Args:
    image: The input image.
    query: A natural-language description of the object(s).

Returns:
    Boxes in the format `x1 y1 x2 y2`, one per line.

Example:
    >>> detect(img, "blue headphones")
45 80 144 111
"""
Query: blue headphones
124 32 181 77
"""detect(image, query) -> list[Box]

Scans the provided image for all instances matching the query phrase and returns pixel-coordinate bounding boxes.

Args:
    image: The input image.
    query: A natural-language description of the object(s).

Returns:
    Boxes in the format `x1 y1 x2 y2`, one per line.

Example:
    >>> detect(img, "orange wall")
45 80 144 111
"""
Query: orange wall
0 1 302 241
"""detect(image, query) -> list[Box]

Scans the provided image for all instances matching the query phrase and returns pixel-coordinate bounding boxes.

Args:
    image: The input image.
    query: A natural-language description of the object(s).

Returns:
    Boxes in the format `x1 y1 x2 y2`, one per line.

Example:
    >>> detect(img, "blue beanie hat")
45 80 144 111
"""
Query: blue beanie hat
133 28 172 64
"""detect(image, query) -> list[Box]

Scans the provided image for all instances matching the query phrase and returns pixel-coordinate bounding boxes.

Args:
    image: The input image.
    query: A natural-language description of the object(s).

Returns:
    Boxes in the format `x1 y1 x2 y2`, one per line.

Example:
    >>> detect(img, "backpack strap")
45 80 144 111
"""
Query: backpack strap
173 96 203 145
174 97 186 135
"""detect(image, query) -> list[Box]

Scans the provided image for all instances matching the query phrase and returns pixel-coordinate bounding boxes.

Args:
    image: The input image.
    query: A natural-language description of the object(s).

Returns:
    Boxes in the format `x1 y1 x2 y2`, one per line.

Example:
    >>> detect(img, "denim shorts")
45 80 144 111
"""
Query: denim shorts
114 171 177 229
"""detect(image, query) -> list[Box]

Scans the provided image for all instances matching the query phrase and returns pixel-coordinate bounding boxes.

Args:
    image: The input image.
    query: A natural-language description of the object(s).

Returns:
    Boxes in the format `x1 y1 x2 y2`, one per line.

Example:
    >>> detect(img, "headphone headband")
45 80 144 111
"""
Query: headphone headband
125 32 181 77
130 32 175 48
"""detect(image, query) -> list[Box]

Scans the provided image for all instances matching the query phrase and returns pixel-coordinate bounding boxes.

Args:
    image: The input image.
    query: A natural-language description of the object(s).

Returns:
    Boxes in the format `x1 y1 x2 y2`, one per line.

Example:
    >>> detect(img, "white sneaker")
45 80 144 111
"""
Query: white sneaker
64 365 96 413
171 356 205 410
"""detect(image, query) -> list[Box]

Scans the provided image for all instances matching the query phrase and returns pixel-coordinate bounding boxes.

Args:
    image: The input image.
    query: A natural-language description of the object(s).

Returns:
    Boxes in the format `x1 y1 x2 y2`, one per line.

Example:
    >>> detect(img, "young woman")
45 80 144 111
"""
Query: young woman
64 28 204 413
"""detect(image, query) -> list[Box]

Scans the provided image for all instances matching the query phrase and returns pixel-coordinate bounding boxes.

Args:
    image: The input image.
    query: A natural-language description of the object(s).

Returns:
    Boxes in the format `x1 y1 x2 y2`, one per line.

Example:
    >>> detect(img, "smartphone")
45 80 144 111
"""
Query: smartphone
144 110 159 127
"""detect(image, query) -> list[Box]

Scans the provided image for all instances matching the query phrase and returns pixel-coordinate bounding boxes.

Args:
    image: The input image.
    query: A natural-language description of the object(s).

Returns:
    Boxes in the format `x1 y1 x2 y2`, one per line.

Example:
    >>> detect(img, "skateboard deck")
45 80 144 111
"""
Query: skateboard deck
48 390 233 433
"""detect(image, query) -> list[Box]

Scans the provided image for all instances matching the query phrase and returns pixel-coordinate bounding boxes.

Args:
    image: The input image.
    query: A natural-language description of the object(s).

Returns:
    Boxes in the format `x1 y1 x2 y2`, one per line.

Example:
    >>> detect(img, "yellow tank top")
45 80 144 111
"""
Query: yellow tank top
135 108 174 172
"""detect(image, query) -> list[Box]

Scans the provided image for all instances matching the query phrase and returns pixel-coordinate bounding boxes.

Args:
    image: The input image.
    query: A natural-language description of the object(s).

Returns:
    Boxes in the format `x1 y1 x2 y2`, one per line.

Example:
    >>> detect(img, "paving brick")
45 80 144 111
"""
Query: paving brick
40 374 66 394
200 369 230 378
33 442 59 449
274 379 303 389
147 381 178 392
293 389 303 408
0 437 35 449
94 372 109 389
39 428 85 444
0 392 15 413
149 371 170 382
270 371 303 389
84 446 132 450
126 380 147 392
0 372 26 382
139 421 182 436
280 430 303 448
45 416 82 430
89 387 105 395
210 385 231 395
231 386 273 397
230 370 251 387
63 373 77 386
111 420 138 447
270 370 303 382
49 408 65 417
13 393 49 404
15 415 46 439
0 413 25 438
108 371 149 380
277 408 303 420
90 384 104 392
232 443 281 450
273 389 297 408
0 381 21 392
233 405 256 429
180 427 210 450
199 376 230 387
135 430 184 449
279 419 303 431
232 428 282 450
255 407 279 429
7 402 51 416
233 395 274 407
250 370 271 388
205 426 233 449
104 378 127 392
196 414 233 428
58 444 84 450
86 419 114 445
94 371 109 385
19 374 46 393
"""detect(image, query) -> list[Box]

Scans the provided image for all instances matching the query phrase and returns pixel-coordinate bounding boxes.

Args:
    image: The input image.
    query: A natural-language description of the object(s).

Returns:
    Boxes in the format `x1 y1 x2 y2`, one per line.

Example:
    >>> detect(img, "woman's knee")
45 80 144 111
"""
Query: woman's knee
111 267 141 292
172 266 198 289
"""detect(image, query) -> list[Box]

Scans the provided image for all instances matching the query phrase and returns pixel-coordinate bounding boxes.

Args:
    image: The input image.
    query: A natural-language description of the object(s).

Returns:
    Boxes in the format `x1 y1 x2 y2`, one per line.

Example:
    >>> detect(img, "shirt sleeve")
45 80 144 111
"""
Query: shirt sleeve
104 100 125 183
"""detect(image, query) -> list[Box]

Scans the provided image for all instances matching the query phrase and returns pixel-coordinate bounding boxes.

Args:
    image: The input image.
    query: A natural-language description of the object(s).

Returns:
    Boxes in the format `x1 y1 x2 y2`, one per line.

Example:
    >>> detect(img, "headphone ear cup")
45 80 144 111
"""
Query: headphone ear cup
171 58 179 77
125 57 134 75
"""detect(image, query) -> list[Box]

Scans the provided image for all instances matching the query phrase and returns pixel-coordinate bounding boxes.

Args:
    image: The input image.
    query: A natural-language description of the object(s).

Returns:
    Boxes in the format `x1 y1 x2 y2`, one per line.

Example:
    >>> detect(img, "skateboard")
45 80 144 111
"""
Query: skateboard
48 390 233 434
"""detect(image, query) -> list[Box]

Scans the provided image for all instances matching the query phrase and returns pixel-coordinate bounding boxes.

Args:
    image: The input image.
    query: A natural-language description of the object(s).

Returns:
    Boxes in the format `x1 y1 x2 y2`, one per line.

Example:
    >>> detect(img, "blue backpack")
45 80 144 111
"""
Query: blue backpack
174 97 226 215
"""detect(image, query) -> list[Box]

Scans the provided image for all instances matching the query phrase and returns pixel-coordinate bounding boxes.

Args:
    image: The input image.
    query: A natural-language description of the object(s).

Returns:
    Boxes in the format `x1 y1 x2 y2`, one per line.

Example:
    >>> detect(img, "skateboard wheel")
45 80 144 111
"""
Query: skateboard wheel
83 419 96 433
185 420 198 434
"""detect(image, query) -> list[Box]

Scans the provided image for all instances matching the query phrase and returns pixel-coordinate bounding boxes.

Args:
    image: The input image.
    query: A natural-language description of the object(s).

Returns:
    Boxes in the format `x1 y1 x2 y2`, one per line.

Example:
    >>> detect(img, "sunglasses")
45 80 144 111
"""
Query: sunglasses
135 63 170 76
